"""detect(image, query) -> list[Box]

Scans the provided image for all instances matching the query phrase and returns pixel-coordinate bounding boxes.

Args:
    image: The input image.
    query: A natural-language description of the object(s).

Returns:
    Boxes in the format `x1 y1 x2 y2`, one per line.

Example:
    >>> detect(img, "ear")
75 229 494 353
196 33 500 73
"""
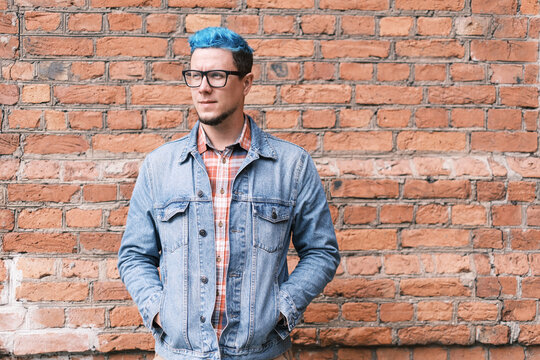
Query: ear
242 72 254 97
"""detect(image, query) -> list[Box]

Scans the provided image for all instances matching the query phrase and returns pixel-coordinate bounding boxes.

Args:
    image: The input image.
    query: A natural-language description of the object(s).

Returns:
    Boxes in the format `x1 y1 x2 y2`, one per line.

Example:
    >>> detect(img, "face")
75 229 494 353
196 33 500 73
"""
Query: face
189 48 253 127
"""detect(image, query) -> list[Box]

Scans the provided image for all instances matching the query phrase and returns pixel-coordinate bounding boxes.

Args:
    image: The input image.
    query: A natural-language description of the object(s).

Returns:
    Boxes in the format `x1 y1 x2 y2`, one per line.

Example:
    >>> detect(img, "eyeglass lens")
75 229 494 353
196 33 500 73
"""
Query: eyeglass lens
184 70 228 88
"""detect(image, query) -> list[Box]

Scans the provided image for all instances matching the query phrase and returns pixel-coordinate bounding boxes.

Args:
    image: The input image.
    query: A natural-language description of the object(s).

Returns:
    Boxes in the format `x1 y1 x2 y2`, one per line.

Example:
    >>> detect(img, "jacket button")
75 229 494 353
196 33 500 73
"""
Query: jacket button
272 209 277 219
200 316 206 323
197 190 204 197
201 276 208 284
199 229 207 237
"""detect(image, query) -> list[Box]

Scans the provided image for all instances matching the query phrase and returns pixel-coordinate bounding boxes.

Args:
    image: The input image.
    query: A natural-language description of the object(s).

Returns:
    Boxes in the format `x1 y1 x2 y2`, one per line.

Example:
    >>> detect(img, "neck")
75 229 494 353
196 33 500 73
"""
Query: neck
200 112 245 151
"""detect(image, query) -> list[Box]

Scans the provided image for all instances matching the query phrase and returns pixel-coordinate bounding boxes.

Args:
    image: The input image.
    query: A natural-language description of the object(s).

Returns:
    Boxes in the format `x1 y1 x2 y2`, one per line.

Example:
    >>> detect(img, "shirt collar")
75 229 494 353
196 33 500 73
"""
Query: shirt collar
197 115 252 154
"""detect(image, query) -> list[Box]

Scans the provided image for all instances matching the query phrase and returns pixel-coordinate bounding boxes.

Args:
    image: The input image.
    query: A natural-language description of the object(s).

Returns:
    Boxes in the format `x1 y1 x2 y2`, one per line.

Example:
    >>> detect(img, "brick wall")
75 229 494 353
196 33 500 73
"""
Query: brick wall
0 0 539 358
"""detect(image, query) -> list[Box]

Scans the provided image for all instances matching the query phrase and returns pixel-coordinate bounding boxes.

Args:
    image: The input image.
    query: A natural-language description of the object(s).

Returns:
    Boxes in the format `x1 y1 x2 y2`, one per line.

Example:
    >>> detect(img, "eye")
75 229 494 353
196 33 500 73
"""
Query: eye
190 72 202 80
209 71 225 80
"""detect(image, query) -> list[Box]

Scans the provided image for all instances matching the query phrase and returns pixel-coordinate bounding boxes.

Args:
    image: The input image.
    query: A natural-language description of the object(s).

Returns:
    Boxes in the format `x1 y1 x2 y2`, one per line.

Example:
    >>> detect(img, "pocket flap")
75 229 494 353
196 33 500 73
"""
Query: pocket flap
253 203 290 223
156 201 189 221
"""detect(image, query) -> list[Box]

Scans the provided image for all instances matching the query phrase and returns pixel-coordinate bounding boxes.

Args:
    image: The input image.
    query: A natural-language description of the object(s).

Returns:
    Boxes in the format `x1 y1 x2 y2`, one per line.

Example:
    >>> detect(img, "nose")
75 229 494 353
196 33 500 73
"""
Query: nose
198 74 212 93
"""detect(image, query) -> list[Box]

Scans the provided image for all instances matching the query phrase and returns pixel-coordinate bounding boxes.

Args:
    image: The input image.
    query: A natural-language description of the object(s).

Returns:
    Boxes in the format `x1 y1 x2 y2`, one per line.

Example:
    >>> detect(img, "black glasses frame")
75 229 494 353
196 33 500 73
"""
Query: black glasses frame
182 69 244 88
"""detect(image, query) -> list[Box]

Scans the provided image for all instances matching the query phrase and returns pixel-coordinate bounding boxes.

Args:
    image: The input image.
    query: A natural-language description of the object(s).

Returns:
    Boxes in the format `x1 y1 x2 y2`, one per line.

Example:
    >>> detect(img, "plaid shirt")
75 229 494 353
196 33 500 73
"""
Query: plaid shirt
197 117 251 339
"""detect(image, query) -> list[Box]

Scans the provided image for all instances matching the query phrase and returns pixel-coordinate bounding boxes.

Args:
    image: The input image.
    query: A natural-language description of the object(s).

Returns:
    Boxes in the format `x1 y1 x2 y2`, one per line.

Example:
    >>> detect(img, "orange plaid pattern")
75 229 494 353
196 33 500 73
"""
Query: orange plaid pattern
197 118 251 338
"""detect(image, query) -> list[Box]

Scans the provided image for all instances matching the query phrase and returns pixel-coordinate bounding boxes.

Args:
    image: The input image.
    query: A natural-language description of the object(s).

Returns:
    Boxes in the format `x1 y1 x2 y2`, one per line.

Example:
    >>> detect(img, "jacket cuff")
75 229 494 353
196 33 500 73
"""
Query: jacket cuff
141 291 163 336
276 289 300 340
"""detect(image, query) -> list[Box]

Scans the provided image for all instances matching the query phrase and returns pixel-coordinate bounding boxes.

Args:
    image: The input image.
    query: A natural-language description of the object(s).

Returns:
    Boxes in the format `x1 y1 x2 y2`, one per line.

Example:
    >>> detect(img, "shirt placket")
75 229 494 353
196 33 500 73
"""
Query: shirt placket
213 148 232 337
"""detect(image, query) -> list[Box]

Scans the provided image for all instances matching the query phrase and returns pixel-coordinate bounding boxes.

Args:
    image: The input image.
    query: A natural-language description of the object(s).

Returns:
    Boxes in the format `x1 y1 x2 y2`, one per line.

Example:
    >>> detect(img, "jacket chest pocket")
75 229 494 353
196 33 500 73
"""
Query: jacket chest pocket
155 201 189 253
252 202 291 253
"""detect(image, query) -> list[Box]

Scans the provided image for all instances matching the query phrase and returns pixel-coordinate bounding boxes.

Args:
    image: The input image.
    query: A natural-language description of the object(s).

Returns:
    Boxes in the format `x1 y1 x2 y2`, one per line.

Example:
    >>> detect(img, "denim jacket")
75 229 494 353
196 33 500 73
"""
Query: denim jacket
118 119 340 360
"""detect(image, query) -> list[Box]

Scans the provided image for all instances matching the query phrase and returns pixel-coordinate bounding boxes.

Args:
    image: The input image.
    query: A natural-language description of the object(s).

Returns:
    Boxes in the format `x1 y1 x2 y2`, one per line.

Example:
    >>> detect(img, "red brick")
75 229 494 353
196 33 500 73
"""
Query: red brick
92 133 164 153
396 0 463 10
336 229 397 250
337 348 372 360
357 85 422 105
473 132 537 152
246 86 277 105
403 229 469 248
109 305 142 327
346 256 381 275
493 253 529 275
107 13 142 31
324 278 395 298
380 204 413 223
339 63 373 81
24 37 93 56
147 13 178 33
341 16 375 35
493 17 527 38
417 301 453 321
106 110 142 130
415 64 446 81
477 181 506 201
263 15 295 34
404 179 470 199
303 303 338 323
341 302 377 322
417 17 452 36
17 0 84 5
377 109 410 128
429 86 495 104
14 332 91 355
301 109 335 129
304 62 335 80
414 108 447 128
487 109 521 130
3 62 33 81
434 254 471 274
384 254 420 275
68 111 102 130
331 179 398 198
471 40 537 62
458 302 498 321
151 62 183 81
185 14 222 32
55 85 125 105
0 35 18 58
301 15 335 34
377 63 410 82
343 206 376 225
94 281 130 301
0 209 14 230
16 281 88 301
320 327 392 346
83 184 117 202
91 0 160 6
28 308 65 329
63 161 99 181
492 205 522 226
416 204 448 224
96 37 167 57
68 307 105 327
18 208 62 229
519 325 540 345
80 232 122 253
477 325 510 345
109 61 145 80
472 0 517 14
321 40 389 59
502 300 536 321
172 38 190 55
500 86 538 108
62 259 99 278
70 62 105 81
0 84 19 105
491 64 522 84
473 229 503 249
397 40 464 58
476 277 517 298
380 17 413 36
131 85 191 105
508 181 536 201
0 308 25 331
22 84 50 103
282 84 351 104
98 332 154 352
4 232 76 253
25 12 61 31
68 13 102 31
108 206 128 226
8 184 79 202
247 0 312 8
398 325 471 345
66 208 102 228
25 134 89 155
451 204 486 225
449 347 487 359
450 64 485 82
8 109 41 128
490 346 525 359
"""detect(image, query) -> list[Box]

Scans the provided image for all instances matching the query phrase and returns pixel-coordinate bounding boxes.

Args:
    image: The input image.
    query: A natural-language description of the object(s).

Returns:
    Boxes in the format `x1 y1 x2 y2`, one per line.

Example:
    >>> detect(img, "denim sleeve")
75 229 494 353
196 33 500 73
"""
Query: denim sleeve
117 159 164 336
277 152 340 336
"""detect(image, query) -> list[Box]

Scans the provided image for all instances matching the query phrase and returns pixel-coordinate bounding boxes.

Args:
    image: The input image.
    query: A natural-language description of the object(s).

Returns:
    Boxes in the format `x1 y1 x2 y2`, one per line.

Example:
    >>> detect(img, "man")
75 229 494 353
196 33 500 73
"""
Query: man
118 27 340 360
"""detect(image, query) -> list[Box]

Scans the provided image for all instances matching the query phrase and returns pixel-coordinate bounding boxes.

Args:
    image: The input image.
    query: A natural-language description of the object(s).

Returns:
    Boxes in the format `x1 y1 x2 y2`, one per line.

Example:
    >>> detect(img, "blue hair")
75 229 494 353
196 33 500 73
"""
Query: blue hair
188 27 254 75
188 27 253 54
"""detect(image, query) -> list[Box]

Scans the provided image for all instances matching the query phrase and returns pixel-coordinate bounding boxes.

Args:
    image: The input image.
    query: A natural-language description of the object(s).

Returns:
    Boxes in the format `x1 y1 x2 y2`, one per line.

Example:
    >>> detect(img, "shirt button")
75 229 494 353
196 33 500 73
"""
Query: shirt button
216 256 221 263
218 221 223 228
221 157 226 164
199 229 207 237
201 276 208 284
220 188 225 195
200 316 206 323
197 190 204 198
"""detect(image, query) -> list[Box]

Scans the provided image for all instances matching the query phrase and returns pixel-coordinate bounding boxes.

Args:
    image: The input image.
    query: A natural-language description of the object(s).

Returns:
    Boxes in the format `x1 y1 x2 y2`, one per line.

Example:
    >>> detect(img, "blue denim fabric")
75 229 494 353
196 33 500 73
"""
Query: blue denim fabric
118 119 340 360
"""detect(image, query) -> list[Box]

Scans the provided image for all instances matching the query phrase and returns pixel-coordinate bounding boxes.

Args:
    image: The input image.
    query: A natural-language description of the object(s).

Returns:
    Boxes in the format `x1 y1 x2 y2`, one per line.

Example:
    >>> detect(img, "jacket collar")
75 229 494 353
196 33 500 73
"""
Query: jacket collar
178 115 277 164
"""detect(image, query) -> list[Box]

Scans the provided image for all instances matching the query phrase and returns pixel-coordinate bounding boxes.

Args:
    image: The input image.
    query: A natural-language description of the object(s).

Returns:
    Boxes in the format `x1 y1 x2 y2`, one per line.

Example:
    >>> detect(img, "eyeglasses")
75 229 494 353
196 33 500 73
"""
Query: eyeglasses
182 69 244 88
